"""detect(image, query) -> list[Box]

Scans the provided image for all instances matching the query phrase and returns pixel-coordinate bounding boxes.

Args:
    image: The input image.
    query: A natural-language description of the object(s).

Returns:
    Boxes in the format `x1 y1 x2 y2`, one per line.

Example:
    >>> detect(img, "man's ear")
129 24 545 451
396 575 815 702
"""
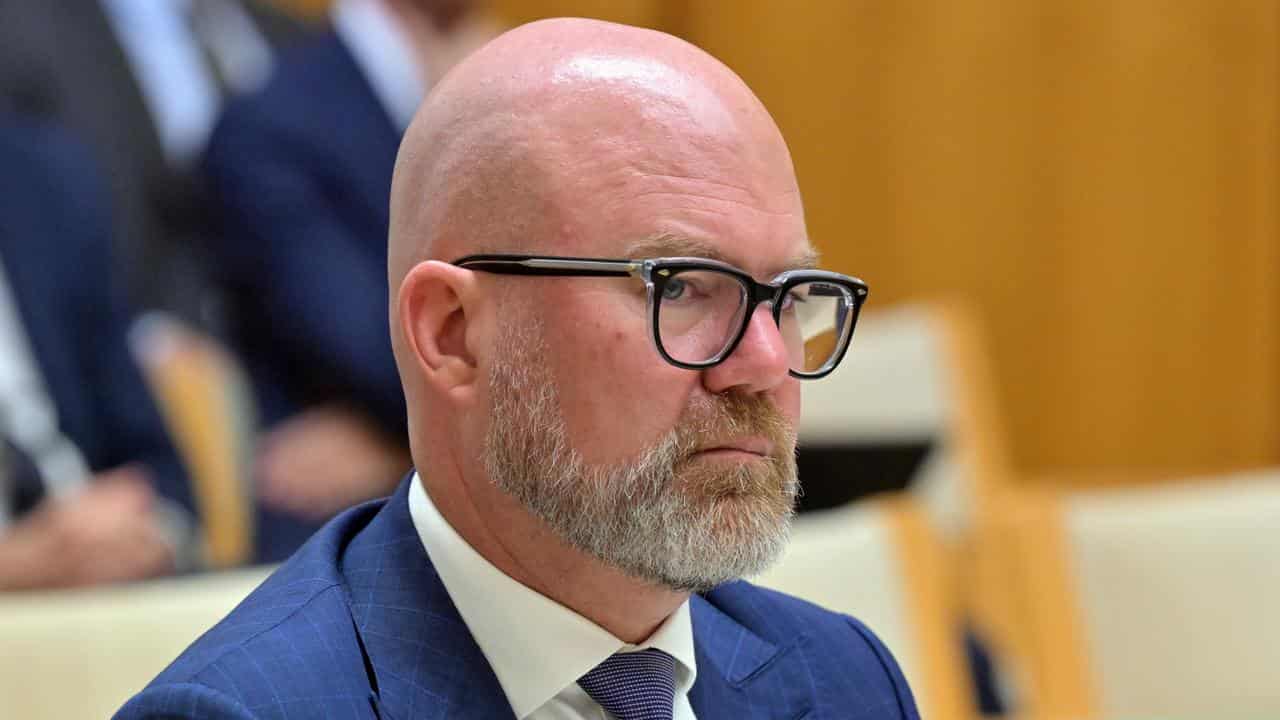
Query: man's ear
398 260 482 399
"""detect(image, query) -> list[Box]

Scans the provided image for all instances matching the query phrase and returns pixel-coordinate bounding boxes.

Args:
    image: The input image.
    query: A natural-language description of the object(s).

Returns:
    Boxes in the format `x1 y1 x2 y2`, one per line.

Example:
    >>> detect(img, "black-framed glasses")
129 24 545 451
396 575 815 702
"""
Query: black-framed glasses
452 254 869 379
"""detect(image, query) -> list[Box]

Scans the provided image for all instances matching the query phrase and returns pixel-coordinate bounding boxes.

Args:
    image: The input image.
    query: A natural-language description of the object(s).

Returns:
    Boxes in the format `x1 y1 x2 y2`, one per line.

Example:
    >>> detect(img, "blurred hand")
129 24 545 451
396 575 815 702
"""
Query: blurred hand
256 406 409 520
0 467 175 591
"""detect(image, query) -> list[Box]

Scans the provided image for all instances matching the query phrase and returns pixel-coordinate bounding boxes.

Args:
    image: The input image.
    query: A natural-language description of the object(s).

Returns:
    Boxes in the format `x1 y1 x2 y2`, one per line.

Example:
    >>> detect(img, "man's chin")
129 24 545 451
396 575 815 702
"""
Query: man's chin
641 523 794 595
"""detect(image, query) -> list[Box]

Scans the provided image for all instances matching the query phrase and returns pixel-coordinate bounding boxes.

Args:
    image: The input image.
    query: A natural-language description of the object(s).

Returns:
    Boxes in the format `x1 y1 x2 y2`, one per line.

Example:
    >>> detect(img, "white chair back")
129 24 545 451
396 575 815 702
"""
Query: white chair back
1063 471 1280 718
800 304 949 445
0 566 273 719
799 303 1007 538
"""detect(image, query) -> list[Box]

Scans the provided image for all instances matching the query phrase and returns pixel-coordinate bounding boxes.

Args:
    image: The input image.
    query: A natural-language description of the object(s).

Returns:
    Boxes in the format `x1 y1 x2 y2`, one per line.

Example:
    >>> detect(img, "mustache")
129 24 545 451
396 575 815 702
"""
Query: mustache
673 392 796 458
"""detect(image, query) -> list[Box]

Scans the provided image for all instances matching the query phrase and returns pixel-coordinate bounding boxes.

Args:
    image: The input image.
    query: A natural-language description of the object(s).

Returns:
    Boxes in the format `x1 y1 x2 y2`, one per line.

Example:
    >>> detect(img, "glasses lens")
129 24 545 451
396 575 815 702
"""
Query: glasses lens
655 269 748 365
778 280 854 374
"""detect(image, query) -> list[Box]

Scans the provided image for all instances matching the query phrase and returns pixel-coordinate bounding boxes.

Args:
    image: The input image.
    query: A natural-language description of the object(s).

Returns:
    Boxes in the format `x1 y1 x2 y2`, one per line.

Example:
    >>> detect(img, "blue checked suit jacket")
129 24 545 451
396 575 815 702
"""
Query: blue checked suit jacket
116 477 920 719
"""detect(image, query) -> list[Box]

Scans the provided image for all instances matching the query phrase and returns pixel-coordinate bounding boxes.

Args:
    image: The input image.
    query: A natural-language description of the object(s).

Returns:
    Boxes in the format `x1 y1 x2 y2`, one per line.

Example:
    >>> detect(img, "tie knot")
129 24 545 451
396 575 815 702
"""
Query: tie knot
577 648 677 720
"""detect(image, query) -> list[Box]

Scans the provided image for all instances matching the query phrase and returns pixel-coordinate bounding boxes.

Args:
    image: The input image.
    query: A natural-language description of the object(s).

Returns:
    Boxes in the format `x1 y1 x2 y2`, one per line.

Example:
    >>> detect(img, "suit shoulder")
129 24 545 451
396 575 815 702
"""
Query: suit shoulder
137 505 383 713
148 573 350 688
705 579 864 638
206 30 375 177
114 681 257 720
705 581 921 719
214 30 356 130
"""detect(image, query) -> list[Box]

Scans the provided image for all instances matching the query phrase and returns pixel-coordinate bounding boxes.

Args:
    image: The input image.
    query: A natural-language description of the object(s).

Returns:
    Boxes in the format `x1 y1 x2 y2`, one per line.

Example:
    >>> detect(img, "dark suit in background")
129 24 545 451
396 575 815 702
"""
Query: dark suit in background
0 119 193 521
0 0 300 324
204 28 404 438
203 29 407 561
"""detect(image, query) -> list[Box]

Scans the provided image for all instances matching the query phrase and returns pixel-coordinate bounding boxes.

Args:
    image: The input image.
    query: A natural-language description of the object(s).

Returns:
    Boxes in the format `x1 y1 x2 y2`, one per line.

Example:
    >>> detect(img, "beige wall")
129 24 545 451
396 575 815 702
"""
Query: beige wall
283 0 1280 480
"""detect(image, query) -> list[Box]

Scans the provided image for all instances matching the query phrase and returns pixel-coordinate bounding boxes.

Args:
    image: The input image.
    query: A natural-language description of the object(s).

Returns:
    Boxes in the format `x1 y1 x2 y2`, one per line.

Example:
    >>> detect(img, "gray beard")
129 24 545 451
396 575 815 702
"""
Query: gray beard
482 318 798 593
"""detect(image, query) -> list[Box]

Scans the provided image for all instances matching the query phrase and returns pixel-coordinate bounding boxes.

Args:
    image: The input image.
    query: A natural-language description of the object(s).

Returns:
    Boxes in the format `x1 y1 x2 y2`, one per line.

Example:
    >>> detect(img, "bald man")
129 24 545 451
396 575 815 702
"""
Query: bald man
116 19 918 720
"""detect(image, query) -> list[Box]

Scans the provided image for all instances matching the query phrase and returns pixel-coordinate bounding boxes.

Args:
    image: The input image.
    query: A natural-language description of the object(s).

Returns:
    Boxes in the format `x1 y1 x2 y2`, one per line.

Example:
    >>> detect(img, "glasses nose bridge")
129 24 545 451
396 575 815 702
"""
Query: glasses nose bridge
745 278 781 310
735 278 789 347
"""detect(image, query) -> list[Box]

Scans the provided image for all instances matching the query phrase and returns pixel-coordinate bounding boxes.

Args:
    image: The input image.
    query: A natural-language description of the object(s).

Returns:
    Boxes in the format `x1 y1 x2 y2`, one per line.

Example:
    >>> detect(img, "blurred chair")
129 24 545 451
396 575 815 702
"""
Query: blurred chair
754 496 974 720
131 314 258 568
798 301 1014 715
798 301 1011 539
978 470 1280 719
0 565 274 719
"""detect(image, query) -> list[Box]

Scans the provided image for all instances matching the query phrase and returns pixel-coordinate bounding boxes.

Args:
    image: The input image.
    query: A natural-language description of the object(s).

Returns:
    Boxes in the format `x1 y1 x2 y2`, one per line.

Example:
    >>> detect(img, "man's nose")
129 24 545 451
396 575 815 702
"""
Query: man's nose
701 304 792 395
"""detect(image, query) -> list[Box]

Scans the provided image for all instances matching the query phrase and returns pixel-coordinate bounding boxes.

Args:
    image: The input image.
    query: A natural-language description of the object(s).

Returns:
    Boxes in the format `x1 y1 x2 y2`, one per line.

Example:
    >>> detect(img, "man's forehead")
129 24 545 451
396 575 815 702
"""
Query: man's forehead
624 233 820 276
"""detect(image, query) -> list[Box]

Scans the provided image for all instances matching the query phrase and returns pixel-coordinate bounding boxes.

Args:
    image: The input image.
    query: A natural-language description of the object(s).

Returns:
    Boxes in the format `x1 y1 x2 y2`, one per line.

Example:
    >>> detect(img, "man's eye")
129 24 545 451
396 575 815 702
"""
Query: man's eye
662 277 688 300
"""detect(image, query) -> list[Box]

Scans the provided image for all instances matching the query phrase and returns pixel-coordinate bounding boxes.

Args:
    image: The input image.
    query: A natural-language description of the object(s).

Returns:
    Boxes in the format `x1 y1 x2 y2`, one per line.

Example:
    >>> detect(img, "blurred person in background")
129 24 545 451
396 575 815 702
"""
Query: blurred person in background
202 0 495 561
0 0 300 327
0 120 197 590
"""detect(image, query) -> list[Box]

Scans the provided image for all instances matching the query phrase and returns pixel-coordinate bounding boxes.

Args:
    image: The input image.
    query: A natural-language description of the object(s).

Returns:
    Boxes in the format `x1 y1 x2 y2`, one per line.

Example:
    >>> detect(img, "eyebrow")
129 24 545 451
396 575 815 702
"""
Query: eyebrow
624 232 822 274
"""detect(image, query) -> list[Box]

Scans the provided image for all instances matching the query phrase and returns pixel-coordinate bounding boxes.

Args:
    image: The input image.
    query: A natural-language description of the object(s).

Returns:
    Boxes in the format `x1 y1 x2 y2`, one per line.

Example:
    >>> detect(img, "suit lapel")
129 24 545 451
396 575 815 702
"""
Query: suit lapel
61 0 169 175
341 477 516 720
688 593 815 720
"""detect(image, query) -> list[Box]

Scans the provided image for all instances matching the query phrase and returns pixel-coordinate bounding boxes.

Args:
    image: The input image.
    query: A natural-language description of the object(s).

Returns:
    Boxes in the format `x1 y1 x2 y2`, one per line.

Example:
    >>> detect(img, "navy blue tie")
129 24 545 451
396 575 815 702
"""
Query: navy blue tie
577 648 677 720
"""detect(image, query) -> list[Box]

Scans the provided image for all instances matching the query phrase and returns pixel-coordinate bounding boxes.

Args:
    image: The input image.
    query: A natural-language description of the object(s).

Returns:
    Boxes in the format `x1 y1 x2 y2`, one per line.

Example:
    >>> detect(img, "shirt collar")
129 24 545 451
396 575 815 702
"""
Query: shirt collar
407 474 697 719
331 0 425 131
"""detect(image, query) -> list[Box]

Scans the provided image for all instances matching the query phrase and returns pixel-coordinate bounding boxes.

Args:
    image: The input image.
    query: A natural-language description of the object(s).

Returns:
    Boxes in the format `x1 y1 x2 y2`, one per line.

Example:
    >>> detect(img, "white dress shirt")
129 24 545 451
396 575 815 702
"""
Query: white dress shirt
408 475 700 719
332 0 427 132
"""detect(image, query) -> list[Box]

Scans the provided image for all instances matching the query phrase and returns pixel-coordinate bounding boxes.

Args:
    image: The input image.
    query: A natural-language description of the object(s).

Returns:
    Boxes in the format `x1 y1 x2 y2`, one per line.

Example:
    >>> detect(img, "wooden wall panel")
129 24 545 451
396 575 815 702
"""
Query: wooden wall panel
674 0 1280 477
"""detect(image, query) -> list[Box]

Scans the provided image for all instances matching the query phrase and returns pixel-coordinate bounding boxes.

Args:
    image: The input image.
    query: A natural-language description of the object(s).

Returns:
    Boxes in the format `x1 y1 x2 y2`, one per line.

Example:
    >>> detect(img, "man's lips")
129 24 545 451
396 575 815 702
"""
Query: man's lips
692 436 774 458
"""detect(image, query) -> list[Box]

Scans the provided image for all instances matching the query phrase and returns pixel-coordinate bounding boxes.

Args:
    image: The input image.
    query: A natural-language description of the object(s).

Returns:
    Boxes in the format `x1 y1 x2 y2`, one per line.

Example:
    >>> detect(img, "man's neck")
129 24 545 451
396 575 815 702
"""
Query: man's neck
420 468 687 644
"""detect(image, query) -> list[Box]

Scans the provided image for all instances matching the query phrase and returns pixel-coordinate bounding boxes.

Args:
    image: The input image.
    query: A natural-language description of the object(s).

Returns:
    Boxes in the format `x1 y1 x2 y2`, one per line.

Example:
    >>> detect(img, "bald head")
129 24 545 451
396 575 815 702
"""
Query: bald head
390 19 815 608
387 17 797 285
